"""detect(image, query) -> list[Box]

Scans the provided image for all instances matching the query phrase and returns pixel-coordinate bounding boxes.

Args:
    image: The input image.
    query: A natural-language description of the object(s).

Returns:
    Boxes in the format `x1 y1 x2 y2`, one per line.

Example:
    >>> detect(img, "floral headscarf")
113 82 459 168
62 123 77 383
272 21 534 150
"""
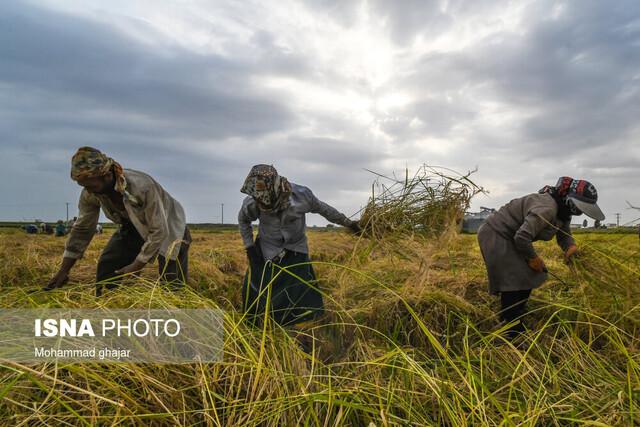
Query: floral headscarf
240 164 292 212
70 146 126 191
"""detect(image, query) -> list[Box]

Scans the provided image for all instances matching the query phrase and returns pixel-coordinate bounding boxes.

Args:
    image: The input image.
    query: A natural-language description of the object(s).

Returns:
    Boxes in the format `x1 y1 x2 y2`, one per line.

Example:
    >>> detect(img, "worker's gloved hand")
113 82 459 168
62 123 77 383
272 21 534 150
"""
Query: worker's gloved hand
527 256 546 273
564 244 578 263
346 220 363 236
43 272 69 291
246 244 263 267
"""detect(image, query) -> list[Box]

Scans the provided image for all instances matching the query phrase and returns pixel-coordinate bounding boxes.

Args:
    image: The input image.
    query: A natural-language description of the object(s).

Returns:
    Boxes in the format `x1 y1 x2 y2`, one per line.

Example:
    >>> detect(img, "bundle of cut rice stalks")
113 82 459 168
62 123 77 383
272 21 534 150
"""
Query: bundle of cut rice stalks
358 165 484 239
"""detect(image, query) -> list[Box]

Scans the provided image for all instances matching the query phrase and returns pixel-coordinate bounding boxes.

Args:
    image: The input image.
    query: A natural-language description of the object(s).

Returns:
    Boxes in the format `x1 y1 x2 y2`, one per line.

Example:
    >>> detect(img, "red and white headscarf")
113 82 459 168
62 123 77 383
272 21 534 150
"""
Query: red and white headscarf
539 176 604 220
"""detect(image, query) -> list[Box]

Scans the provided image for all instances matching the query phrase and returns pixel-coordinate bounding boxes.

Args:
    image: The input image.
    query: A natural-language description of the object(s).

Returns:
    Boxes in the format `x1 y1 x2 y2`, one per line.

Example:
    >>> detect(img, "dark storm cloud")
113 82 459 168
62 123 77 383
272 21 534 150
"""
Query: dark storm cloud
0 2 296 142
380 1 640 146
471 0 640 154
470 0 640 218
364 0 639 220
0 1 307 222
1 0 638 224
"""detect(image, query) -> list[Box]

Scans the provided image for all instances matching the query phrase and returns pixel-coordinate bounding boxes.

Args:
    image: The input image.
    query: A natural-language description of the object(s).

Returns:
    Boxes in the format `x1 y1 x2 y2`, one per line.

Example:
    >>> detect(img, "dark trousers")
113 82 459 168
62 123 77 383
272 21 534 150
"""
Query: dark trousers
499 289 531 337
96 222 191 296
242 250 323 327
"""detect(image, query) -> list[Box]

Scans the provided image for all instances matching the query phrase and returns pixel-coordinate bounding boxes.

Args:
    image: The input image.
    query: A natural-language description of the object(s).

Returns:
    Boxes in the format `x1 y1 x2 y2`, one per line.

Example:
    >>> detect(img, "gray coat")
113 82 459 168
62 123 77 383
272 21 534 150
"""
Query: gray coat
478 193 575 294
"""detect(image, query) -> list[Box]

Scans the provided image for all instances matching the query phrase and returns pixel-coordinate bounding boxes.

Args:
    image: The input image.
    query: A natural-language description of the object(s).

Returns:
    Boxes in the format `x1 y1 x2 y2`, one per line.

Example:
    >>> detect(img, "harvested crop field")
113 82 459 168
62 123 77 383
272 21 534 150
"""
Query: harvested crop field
0 228 638 426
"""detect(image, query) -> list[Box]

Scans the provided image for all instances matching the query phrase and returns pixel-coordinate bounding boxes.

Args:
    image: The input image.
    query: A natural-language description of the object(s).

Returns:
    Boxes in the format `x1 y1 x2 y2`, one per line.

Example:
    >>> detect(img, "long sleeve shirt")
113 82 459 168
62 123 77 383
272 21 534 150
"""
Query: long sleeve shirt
63 169 188 264
485 192 575 259
238 182 352 261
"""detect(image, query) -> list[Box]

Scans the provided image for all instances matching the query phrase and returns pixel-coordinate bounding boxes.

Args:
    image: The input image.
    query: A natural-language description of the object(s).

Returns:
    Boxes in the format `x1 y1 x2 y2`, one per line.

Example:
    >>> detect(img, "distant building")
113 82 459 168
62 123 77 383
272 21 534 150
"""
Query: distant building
462 207 495 233
570 223 583 229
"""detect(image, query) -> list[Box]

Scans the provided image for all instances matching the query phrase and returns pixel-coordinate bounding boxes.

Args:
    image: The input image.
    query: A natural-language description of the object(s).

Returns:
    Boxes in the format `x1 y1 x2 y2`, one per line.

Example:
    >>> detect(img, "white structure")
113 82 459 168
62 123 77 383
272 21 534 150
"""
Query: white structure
462 207 495 233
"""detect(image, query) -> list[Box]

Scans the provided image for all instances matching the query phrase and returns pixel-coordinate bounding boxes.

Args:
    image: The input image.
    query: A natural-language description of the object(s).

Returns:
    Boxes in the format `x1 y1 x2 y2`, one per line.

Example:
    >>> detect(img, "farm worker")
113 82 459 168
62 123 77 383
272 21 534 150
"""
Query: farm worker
55 220 66 237
477 177 604 339
238 164 361 339
45 147 191 296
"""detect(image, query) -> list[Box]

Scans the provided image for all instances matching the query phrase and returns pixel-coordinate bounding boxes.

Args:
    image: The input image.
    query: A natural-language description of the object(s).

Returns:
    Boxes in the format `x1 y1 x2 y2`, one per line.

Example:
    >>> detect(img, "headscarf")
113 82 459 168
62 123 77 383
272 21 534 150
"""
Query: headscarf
240 164 292 213
539 176 601 221
70 146 127 194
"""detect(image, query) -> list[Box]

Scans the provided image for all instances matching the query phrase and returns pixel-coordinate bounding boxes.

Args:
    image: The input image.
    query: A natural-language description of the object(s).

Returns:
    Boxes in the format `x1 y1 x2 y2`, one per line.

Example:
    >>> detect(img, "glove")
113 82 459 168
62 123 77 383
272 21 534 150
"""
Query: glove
527 256 546 273
347 220 363 236
564 244 578 263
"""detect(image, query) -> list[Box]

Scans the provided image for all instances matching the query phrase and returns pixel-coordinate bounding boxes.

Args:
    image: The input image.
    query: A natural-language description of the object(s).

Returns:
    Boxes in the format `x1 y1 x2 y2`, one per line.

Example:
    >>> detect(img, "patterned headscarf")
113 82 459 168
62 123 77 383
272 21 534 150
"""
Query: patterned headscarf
539 176 601 220
539 176 575 198
240 164 292 212
70 147 127 194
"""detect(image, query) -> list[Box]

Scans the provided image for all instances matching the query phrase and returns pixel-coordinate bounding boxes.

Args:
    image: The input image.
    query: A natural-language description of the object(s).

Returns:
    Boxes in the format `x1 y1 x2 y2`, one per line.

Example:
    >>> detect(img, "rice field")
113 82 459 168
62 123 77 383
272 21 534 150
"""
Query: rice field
0 227 638 426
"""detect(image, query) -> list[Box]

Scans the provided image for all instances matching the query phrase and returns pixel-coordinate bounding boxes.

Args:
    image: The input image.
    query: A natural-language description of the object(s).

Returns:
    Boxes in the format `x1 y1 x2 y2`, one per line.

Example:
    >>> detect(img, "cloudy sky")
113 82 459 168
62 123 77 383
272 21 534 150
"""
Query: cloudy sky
2 0 639 225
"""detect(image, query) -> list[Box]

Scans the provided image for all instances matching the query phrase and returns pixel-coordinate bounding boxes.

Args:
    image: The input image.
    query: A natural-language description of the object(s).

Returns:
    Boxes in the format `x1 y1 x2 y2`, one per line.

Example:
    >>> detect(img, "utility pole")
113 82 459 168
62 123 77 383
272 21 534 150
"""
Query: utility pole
66 202 70 222
615 213 621 227
221 203 224 225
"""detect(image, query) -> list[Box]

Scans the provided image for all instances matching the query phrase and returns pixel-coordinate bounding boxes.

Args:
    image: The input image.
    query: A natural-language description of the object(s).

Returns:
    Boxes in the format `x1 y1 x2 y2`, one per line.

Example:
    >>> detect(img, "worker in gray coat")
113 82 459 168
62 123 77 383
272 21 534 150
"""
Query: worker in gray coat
477 177 605 339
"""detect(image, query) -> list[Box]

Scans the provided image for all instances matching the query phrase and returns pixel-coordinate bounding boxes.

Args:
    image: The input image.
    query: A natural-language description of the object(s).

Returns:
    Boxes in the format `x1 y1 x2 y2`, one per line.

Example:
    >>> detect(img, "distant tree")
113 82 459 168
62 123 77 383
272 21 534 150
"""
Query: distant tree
594 219 601 229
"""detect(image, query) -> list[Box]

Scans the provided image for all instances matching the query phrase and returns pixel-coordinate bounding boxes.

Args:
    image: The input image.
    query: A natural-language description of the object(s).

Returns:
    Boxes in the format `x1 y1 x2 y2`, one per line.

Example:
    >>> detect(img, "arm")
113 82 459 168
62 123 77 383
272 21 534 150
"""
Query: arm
513 208 555 260
305 187 352 227
238 197 264 266
135 186 170 265
557 220 578 261
46 191 100 289
238 197 259 249
63 190 100 260
556 220 576 252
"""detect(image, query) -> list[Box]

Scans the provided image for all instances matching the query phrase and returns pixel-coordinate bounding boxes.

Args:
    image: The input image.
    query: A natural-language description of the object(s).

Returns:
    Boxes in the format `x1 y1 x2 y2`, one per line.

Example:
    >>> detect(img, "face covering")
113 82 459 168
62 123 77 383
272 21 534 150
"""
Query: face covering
240 164 292 213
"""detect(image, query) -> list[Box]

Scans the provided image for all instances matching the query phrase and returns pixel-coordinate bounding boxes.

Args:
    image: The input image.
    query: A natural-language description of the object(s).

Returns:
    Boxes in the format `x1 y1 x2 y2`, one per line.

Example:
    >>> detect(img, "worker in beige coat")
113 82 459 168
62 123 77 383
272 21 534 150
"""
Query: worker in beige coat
45 147 191 296
477 177 605 339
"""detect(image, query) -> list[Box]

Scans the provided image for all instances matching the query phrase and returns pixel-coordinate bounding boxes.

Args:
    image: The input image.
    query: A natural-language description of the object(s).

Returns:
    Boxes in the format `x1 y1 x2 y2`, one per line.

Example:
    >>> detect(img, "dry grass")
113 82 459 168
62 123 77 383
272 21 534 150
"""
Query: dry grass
359 165 484 240
0 227 638 426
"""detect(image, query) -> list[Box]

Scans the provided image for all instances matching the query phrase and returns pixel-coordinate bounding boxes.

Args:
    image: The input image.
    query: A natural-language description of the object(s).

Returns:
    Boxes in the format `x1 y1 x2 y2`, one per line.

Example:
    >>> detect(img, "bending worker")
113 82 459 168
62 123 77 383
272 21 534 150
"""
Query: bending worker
477 177 605 339
238 164 361 328
45 147 191 296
